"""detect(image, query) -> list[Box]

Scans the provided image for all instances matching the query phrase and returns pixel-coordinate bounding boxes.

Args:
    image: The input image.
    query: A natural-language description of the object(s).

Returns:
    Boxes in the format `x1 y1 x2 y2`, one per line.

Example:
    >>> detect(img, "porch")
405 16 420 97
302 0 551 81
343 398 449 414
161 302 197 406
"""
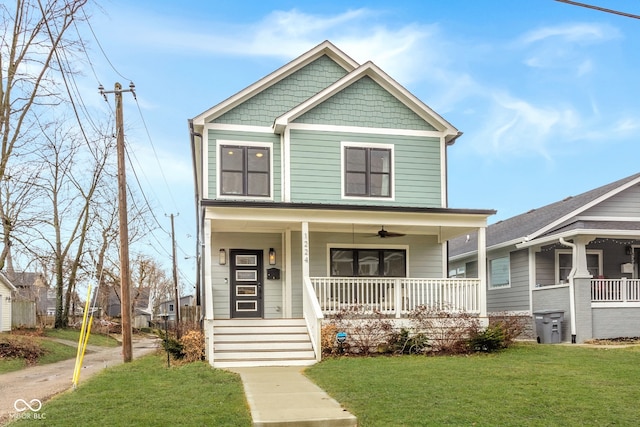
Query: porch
310 277 482 317
591 278 640 304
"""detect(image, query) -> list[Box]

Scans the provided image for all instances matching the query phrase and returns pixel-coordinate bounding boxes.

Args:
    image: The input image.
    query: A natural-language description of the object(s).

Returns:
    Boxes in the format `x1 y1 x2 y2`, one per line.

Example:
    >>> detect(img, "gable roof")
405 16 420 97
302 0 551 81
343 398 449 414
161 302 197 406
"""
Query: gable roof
273 60 460 142
449 172 640 257
192 41 359 125
0 271 17 292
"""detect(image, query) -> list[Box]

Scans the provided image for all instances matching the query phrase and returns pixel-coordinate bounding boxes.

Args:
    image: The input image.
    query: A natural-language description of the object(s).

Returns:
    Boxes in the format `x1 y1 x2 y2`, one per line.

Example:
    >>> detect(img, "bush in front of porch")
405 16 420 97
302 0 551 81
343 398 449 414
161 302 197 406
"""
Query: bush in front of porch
321 305 526 357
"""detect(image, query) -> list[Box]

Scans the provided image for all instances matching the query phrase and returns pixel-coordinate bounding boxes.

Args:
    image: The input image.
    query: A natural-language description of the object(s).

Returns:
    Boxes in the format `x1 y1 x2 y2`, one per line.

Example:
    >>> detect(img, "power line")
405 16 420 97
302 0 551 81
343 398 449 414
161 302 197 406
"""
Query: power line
555 0 640 20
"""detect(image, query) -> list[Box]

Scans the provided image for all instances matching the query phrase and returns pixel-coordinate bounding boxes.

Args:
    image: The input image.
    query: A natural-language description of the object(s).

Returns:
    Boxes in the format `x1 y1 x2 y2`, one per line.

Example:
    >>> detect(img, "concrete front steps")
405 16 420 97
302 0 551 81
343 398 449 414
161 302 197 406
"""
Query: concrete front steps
212 318 317 368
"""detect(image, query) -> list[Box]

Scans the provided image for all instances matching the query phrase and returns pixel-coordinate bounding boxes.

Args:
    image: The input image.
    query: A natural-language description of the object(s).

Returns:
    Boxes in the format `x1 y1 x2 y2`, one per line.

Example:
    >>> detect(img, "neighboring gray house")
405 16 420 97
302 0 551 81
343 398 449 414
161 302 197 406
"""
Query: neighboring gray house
449 172 640 343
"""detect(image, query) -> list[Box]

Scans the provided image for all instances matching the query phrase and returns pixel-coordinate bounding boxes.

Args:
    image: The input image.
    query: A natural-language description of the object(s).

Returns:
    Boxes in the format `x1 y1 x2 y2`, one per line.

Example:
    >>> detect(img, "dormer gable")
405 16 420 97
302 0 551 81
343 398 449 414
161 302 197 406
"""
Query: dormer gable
192 41 359 127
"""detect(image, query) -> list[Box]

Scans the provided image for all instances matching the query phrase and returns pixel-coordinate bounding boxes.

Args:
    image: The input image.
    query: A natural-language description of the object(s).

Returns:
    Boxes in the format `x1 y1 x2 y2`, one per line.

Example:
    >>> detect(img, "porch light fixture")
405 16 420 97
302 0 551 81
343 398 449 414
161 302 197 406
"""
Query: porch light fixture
219 248 227 265
269 248 276 265
626 245 633 256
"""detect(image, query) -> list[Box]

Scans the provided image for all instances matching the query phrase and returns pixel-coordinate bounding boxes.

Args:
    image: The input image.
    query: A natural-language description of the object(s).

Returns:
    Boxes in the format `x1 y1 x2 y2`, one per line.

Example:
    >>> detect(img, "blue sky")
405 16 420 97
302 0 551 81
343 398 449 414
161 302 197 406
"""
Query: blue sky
83 0 640 283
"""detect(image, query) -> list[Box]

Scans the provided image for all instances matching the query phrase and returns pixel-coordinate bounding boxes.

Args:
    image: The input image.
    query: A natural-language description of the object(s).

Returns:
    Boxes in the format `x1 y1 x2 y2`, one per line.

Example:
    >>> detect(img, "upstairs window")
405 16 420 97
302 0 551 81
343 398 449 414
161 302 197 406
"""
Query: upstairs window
343 143 392 198
220 144 270 197
330 248 406 277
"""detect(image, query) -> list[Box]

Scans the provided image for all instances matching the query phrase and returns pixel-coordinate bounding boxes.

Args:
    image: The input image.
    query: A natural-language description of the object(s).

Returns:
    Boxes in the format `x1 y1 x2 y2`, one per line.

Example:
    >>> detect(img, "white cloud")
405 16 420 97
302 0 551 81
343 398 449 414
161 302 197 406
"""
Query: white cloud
520 22 619 45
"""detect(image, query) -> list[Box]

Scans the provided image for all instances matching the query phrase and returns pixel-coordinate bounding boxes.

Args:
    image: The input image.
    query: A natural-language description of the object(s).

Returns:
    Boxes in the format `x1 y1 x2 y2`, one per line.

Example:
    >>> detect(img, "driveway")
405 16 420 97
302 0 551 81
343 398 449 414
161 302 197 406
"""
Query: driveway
0 335 159 425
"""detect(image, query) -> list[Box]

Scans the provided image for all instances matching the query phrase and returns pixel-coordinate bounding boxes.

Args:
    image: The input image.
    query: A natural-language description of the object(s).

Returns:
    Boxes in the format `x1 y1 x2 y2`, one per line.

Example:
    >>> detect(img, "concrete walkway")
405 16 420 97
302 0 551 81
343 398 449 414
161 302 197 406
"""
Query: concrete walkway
229 366 357 427
0 336 159 425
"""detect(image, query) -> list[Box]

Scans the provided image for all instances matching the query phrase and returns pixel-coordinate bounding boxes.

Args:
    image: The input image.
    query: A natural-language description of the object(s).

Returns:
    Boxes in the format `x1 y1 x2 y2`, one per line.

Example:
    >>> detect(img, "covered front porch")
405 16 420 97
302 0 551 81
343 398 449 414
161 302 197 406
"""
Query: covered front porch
201 201 494 365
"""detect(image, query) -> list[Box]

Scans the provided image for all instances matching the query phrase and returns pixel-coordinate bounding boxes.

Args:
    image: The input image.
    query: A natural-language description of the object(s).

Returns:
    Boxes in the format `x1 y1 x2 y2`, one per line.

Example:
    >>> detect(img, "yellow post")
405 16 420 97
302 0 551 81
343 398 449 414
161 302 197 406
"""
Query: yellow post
72 285 92 387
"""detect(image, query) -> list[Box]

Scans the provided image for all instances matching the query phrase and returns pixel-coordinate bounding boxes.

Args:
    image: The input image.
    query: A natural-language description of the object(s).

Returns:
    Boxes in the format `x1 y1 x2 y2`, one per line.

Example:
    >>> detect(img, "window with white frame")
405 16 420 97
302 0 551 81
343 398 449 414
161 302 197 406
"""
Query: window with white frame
220 144 270 197
330 248 406 277
555 250 602 283
343 143 393 198
489 256 510 289
449 266 466 278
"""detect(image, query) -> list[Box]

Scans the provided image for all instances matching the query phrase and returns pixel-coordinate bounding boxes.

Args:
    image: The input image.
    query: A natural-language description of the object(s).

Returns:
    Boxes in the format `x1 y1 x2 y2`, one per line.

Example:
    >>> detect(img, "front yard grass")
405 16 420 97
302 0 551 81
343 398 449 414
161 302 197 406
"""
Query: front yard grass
6 342 640 426
306 342 640 426
44 328 121 347
8 353 252 427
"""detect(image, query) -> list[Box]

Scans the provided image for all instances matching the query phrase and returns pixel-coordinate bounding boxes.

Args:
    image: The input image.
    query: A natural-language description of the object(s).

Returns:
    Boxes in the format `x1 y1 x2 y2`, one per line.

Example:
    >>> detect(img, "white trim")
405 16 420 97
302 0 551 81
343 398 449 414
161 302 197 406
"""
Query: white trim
283 128 291 202
517 228 640 249
340 141 395 201
488 255 510 290
555 249 602 285
274 61 458 138
283 122 445 138
528 247 536 314
575 215 640 222
592 302 640 308
205 123 274 133
216 140 274 200
203 130 209 199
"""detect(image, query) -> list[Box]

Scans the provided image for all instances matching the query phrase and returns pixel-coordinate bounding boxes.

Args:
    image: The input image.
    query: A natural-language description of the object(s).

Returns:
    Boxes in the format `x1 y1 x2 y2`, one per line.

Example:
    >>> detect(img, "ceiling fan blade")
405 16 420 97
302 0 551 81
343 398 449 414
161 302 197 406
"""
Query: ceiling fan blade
376 227 405 238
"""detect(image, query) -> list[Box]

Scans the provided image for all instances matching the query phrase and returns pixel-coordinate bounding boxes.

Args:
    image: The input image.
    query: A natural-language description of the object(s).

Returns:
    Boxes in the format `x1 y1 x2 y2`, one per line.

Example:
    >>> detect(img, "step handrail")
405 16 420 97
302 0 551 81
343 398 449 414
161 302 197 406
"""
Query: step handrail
303 276 324 361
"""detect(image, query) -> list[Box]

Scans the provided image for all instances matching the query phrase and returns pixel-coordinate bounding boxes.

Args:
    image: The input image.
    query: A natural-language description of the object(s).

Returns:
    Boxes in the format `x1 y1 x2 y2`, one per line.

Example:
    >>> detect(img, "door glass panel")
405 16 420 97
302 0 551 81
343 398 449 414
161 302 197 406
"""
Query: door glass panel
331 249 354 276
236 285 257 296
236 301 257 311
358 250 380 276
235 255 257 266
236 270 257 281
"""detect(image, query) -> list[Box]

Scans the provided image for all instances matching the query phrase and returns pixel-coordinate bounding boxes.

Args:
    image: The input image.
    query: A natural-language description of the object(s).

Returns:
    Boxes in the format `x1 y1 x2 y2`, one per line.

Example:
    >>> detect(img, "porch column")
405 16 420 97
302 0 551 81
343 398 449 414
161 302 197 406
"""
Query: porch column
477 226 487 317
203 219 214 364
301 221 310 277
284 229 292 317
572 235 595 343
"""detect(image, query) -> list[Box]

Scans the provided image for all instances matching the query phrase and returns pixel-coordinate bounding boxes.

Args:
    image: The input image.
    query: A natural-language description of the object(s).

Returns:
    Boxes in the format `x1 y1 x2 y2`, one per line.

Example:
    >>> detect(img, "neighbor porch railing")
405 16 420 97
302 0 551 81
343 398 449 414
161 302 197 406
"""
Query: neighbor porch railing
591 278 640 302
310 277 481 318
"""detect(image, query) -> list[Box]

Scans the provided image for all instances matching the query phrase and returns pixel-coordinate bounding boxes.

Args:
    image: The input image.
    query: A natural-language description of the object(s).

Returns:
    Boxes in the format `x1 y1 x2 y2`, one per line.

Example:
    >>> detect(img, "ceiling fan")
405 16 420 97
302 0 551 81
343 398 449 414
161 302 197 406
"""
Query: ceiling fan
375 226 405 238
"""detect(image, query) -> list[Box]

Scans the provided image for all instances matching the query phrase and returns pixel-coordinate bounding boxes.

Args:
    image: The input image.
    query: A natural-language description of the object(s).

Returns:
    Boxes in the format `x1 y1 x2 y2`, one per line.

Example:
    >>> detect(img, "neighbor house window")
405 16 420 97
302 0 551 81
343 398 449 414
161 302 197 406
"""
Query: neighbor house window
489 256 510 289
220 144 270 197
330 248 406 277
555 250 602 283
343 143 392 198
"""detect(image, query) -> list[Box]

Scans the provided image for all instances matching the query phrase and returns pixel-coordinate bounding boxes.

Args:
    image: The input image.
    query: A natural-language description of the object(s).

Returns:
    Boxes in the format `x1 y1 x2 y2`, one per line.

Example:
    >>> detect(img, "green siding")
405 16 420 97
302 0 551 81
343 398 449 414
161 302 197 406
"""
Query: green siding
206 129 281 200
212 55 348 126
290 129 441 207
294 76 437 131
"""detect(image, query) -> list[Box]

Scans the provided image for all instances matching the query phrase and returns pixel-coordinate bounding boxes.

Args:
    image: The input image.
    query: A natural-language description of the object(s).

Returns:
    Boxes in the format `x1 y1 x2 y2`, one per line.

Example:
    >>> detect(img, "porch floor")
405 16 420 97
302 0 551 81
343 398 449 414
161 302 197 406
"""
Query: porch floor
228 366 357 427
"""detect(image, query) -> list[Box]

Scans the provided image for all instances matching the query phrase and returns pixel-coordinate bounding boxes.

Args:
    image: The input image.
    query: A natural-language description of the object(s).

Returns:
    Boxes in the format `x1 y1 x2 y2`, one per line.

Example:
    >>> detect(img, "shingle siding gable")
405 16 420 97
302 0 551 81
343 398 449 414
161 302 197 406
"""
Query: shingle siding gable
294 76 437 131
212 55 348 126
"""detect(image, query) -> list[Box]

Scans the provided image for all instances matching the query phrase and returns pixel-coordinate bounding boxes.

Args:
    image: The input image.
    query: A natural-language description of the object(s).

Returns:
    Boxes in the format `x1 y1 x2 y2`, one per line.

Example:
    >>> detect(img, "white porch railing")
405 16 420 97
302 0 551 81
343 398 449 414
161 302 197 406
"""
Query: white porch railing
591 278 640 302
310 277 481 318
303 277 324 362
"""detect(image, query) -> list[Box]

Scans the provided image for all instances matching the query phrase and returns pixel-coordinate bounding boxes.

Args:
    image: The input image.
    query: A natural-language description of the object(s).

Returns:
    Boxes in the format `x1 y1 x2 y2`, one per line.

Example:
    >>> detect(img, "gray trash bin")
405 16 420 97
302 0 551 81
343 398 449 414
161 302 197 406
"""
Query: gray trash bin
534 310 564 344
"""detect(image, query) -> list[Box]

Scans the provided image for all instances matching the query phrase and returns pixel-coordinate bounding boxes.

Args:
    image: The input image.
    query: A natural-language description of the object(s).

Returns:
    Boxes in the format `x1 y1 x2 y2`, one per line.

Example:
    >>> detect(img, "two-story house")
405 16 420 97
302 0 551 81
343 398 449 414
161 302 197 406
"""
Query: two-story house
189 41 495 368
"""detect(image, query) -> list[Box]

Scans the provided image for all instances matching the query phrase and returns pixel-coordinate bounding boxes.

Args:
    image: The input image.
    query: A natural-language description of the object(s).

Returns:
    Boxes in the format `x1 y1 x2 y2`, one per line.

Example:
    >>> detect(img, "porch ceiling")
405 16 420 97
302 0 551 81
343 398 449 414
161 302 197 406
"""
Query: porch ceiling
205 203 490 241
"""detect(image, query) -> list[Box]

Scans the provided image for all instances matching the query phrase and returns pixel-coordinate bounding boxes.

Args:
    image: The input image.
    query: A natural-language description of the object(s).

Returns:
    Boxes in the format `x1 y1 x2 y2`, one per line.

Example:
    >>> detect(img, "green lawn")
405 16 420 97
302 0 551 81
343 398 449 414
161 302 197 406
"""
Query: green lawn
0 336 78 374
8 353 252 427
0 329 119 374
44 328 121 347
6 343 640 426
306 343 640 426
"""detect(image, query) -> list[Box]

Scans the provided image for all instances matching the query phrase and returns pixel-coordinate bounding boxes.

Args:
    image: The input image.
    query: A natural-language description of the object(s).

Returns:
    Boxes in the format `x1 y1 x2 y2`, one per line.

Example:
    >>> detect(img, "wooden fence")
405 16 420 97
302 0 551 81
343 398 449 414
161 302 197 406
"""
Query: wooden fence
11 300 37 328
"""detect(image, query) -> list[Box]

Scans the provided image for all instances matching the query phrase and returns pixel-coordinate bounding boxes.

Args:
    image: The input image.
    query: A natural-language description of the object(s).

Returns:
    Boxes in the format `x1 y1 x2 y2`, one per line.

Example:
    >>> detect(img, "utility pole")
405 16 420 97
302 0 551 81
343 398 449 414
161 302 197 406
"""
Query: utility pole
99 82 136 362
168 213 181 338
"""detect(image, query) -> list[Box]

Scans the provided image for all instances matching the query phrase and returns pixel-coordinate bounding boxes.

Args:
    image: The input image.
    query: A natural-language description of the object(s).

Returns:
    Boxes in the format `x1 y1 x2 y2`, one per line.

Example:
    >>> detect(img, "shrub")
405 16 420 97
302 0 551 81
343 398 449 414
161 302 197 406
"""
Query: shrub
330 305 394 355
388 328 430 355
0 335 47 364
409 305 481 355
488 313 529 347
180 330 205 362
321 324 340 355
469 323 506 352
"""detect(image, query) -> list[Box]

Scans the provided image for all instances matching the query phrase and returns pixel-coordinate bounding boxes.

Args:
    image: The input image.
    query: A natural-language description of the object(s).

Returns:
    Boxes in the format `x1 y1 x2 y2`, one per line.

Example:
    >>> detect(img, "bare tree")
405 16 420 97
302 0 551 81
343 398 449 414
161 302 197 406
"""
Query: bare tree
0 0 90 269
33 118 114 328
